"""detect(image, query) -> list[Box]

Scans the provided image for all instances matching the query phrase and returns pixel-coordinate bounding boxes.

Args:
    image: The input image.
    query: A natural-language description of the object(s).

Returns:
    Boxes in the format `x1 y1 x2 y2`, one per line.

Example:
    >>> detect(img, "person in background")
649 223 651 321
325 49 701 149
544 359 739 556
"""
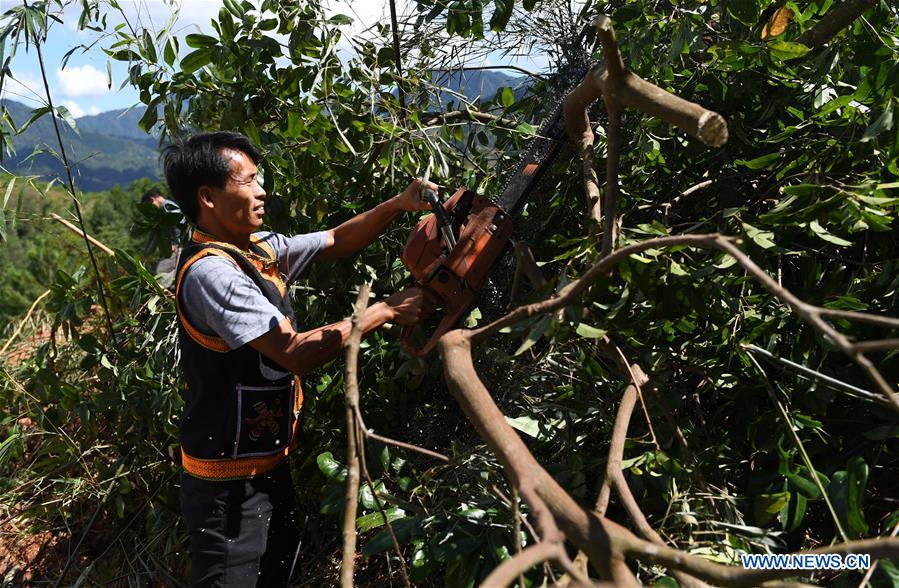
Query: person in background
141 186 184 288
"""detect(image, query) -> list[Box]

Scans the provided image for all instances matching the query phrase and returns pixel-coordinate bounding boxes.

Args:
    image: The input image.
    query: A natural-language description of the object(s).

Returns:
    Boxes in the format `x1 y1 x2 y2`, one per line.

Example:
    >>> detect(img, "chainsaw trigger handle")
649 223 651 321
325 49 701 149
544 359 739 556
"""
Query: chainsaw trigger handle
424 189 457 251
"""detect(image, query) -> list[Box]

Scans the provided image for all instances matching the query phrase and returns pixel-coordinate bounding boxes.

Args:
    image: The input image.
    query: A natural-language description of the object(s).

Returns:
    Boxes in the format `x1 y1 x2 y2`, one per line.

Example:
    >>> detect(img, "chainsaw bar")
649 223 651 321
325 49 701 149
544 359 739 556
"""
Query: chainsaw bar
495 63 592 216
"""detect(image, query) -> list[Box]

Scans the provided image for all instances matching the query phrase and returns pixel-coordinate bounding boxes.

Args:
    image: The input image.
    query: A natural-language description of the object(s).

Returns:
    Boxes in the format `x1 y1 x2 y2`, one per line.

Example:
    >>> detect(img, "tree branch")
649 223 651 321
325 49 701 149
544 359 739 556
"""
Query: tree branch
340 284 370 587
421 107 520 129
795 0 877 47
465 233 899 413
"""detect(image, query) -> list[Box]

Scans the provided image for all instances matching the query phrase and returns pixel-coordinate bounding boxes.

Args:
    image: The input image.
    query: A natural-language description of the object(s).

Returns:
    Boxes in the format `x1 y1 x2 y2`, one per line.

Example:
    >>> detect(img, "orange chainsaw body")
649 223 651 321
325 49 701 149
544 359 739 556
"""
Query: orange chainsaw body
400 187 514 356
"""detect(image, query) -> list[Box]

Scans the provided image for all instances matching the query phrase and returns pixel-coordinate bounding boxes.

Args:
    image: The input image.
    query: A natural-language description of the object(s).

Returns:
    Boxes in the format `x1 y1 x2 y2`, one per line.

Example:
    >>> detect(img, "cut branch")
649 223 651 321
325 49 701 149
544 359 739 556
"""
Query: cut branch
563 15 727 242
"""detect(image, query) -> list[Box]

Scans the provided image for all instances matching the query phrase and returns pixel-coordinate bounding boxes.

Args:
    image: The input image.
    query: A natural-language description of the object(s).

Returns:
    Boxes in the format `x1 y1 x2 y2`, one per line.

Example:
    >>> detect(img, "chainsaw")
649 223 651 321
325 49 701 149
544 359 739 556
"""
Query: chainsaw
400 72 582 357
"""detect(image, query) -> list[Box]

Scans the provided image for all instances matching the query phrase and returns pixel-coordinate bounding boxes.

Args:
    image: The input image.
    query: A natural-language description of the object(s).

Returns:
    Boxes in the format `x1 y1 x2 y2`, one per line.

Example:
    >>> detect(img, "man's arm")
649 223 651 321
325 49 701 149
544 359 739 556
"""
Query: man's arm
316 179 435 261
248 289 426 376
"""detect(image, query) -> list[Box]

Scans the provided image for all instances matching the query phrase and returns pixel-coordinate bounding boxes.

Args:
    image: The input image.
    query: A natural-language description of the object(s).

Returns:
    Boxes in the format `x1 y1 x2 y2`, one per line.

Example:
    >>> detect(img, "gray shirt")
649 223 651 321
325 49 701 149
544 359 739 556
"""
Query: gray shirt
179 230 328 349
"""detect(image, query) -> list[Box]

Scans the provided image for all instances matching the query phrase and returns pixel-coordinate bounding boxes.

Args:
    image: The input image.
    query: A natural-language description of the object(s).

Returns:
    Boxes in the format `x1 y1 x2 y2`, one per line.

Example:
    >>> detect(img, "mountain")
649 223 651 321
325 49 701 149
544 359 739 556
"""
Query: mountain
1 100 161 192
430 69 528 107
76 106 157 141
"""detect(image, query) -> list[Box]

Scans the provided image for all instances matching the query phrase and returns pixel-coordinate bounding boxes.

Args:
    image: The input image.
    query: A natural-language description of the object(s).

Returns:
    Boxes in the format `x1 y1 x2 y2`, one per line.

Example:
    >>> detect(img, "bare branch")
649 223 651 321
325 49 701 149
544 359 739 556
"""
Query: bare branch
482 542 566 588
439 326 899 585
852 338 899 353
340 284 371 588
353 411 450 462
421 108 520 129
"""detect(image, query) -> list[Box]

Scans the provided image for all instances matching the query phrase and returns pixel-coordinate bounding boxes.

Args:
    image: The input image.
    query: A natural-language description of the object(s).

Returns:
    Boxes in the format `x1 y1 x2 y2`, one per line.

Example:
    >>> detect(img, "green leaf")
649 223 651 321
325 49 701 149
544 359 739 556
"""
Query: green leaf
138 106 157 133
830 458 869 536
515 122 536 136
185 33 218 48
846 457 869 534
285 111 303 138
728 0 762 24
180 47 213 74
780 490 807 532
808 220 853 246
361 517 421 556
316 451 346 481
431 535 482 562
489 0 513 31
669 259 689 276
785 470 820 498
500 86 513 108
742 222 777 249
0 176 14 240
356 506 405 532
16 106 52 134
329 14 354 25
505 415 540 438
55 105 78 133
861 103 893 142
163 37 177 67
736 153 781 169
754 492 790 525
514 314 550 356
768 40 810 60
575 323 606 338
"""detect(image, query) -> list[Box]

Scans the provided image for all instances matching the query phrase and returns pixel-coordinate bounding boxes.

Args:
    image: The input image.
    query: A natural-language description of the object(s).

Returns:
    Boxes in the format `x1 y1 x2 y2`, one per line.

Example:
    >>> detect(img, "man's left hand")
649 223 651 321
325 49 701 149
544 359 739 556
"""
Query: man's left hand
392 178 440 213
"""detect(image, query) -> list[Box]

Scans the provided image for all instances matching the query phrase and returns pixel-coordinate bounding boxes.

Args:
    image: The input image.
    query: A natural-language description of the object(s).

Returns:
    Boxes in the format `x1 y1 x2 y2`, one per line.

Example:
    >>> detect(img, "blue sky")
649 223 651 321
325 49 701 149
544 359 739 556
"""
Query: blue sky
2 0 550 118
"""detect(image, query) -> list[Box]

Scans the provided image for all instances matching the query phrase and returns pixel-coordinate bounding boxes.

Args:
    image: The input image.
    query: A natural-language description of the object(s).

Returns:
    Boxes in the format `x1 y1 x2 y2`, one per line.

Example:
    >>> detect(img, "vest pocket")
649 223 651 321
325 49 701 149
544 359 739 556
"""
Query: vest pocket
233 380 295 458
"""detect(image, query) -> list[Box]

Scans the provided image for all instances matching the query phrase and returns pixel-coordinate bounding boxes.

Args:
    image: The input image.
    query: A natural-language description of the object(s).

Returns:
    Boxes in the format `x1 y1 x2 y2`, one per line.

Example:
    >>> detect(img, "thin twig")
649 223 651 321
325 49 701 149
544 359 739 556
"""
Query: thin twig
1 289 50 355
353 405 449 462
742 344 889 407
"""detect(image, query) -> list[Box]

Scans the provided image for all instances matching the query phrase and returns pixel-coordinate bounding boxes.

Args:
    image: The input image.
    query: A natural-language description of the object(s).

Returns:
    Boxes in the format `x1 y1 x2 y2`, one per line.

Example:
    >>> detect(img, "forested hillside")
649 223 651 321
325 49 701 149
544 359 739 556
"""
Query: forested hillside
1 0 897 586
1 100 161 191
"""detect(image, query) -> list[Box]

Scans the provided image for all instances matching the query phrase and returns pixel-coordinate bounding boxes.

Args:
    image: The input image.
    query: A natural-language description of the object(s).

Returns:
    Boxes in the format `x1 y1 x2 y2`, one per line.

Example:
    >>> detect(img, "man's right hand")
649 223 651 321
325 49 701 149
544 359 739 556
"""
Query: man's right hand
384 288 432 326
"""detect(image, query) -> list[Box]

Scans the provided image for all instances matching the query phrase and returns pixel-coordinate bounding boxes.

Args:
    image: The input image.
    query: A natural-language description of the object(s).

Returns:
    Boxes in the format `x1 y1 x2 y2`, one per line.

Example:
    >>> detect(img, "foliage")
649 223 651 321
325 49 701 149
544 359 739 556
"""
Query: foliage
0 175 155 322
1 0 898 585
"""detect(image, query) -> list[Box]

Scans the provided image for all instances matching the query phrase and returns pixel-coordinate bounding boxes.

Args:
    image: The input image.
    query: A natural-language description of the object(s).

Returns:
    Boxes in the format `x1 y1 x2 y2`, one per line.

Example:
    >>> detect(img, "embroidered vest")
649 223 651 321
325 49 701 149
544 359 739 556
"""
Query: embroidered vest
174 229 303 480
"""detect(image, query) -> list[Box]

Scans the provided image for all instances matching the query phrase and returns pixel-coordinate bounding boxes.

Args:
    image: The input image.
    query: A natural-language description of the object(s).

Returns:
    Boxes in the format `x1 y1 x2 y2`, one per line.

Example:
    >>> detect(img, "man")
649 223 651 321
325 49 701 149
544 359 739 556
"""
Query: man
162 131 431 586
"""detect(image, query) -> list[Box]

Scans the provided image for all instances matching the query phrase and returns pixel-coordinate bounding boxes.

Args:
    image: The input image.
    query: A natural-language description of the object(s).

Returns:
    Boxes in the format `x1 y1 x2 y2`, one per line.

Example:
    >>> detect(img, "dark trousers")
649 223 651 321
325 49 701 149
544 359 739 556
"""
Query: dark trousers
180 462 301 587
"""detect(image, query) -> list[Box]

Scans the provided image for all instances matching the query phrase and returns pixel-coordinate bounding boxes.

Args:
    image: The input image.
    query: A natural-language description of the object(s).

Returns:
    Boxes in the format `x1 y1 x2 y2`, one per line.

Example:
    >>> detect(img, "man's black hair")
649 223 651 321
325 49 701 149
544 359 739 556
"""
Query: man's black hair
161 131 260 224
141 187 165 203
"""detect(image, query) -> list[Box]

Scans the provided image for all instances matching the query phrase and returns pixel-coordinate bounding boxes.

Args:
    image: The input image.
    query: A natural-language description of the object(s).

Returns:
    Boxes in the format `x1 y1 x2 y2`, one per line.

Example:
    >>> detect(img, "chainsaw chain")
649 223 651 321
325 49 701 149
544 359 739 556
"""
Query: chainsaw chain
495 62 594 214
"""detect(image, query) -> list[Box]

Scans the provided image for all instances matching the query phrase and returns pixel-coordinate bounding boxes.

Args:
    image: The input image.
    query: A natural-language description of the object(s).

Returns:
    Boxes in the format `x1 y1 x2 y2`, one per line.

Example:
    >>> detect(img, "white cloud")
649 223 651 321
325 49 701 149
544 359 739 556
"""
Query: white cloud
61 100 86 118
55 64 112 97
88 105 102 115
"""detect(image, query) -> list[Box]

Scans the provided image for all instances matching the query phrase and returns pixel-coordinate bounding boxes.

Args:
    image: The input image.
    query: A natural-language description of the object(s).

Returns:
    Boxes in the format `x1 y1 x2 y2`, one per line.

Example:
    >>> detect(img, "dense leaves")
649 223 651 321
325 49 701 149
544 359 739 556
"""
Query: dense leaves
1 0 897 585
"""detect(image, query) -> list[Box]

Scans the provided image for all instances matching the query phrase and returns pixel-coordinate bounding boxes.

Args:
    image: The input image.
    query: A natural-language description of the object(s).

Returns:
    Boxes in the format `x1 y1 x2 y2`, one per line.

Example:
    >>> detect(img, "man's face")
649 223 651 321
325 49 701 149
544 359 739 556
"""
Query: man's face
203 148 267 236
